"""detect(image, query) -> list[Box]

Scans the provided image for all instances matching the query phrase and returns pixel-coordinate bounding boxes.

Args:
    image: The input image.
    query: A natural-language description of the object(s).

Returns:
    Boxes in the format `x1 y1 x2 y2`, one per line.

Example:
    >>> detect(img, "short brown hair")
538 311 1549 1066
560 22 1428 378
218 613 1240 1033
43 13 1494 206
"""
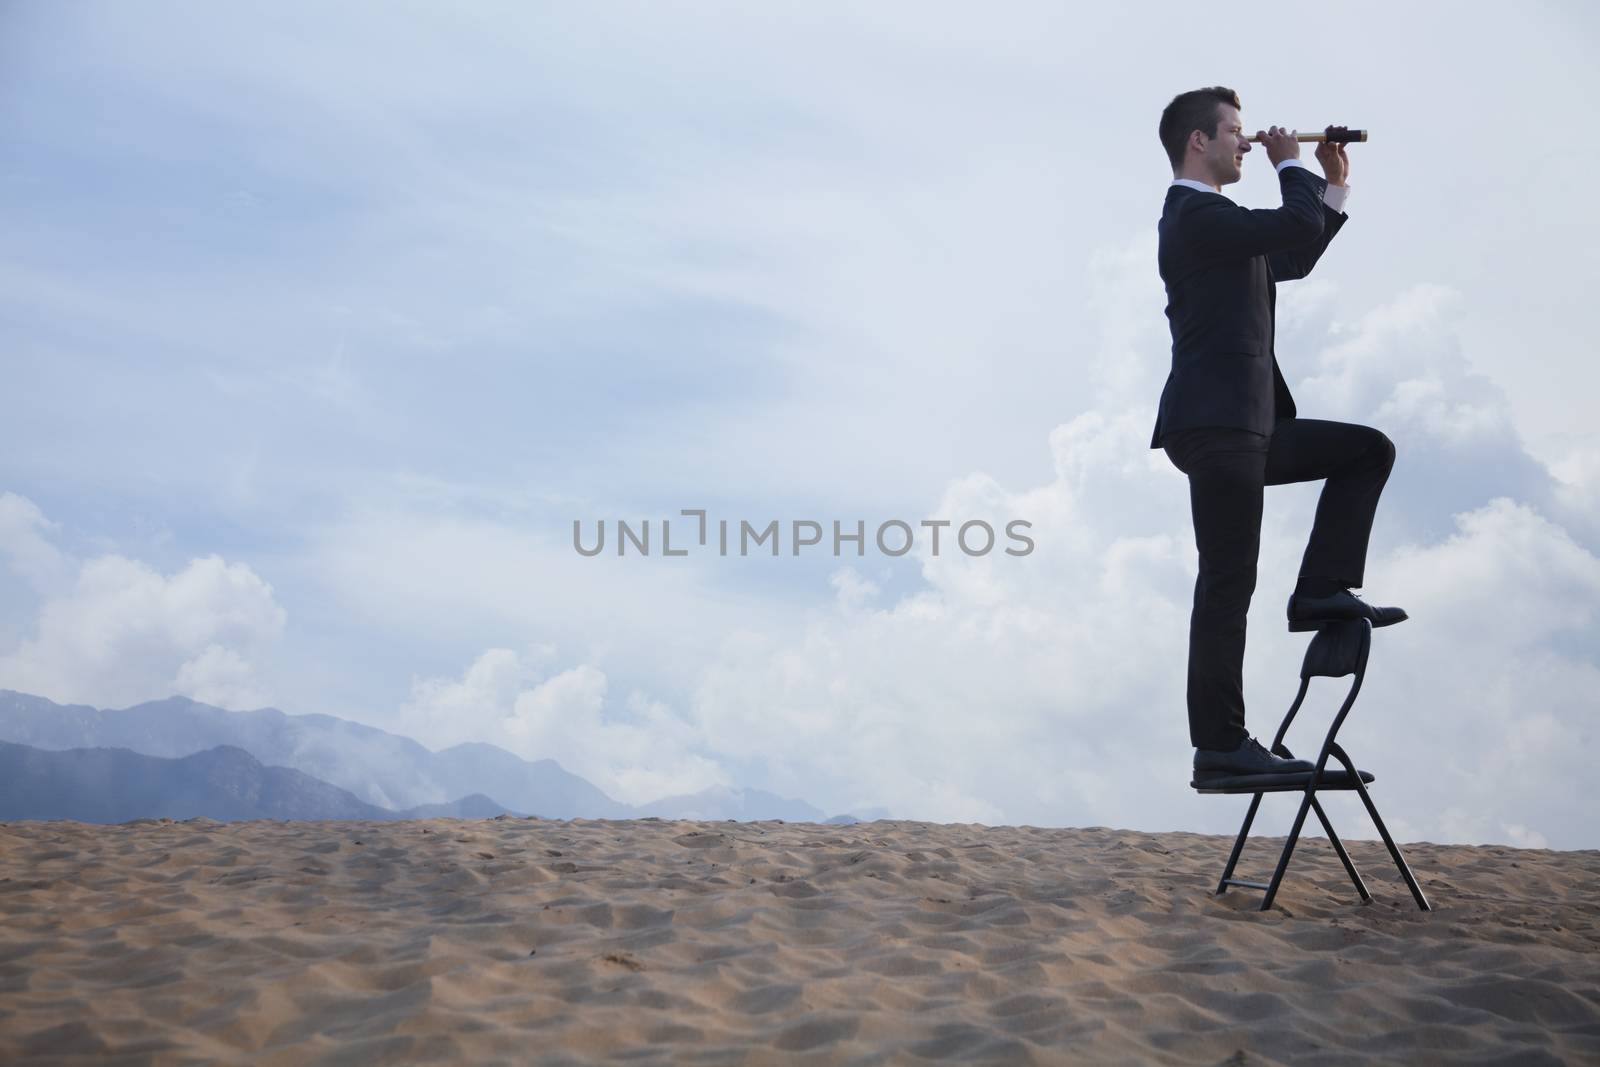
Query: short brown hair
1159 87 1241 171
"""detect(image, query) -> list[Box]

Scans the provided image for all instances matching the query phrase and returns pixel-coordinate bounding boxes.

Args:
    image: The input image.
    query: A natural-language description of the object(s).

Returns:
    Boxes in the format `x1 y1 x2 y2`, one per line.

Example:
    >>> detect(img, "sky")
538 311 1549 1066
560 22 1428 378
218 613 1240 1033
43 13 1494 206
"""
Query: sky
3 2 1598 847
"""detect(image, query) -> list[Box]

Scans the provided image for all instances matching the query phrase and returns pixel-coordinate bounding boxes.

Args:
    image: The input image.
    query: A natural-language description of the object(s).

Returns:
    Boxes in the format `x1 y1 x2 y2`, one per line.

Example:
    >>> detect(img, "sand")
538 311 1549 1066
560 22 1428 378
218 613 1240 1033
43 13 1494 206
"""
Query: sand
1 817 1597 1065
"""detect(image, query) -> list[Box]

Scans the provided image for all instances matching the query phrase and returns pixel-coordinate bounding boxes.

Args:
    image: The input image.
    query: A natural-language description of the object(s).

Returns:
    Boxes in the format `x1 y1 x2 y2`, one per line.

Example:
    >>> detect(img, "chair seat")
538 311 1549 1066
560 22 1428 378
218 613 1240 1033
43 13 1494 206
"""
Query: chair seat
1191 768 1375 794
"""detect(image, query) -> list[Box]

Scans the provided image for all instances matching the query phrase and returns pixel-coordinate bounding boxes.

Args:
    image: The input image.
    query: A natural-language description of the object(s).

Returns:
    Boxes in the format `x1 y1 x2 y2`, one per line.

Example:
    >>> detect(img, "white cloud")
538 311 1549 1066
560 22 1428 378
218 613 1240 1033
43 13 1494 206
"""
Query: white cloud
0 492 70 593
1549 446 1600 546
173 643 272 711
0 500 285 709
1300 284 1517 446
398 649 725 805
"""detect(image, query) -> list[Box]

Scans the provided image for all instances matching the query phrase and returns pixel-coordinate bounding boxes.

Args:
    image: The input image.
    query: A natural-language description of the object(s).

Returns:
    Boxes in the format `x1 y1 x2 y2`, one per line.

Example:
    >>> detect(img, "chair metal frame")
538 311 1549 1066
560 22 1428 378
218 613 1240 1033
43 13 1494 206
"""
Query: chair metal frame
1199 618 1431 912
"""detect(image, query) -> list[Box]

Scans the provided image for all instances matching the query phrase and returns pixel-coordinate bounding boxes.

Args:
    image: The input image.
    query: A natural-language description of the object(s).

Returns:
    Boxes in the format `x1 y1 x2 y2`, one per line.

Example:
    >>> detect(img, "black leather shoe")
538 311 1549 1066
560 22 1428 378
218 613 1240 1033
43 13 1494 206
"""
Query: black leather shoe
1193 735 1315 779
1286 588 1408 632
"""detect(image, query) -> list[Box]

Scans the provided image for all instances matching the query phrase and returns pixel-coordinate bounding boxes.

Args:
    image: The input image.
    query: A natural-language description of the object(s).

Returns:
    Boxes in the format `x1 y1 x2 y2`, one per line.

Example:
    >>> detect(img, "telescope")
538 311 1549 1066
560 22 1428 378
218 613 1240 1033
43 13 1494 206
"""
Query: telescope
1246 125 1367 144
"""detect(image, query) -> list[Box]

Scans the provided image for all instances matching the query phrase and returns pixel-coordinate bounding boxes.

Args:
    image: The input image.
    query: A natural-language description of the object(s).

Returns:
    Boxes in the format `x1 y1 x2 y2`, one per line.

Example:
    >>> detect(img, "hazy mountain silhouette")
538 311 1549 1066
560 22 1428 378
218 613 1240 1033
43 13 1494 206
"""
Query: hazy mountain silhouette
0 740 531 823
0 691 877 823
0 690 624 817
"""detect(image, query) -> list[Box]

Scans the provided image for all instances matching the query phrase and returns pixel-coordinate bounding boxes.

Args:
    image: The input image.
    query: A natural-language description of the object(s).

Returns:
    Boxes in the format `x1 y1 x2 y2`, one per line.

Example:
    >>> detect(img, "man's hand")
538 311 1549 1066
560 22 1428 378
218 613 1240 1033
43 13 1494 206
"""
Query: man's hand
1315 139 1350 186
1259 125 1300 167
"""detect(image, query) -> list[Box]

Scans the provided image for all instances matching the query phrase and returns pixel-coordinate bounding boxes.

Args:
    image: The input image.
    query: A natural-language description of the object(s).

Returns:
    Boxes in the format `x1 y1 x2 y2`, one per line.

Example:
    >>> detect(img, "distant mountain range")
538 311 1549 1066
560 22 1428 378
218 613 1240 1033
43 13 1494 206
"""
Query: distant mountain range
0 690 883 825
0 741 518 823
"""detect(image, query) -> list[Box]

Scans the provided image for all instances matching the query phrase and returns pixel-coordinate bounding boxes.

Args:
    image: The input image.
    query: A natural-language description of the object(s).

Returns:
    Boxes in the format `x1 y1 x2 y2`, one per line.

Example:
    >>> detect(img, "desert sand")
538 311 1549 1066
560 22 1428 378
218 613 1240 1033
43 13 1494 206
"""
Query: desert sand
1 817 1597 1065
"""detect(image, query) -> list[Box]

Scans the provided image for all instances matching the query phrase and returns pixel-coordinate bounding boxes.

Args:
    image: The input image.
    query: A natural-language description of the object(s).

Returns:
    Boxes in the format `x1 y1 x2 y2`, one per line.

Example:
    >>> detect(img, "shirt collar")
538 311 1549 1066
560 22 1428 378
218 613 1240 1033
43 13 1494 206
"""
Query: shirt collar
1170 178 1221 195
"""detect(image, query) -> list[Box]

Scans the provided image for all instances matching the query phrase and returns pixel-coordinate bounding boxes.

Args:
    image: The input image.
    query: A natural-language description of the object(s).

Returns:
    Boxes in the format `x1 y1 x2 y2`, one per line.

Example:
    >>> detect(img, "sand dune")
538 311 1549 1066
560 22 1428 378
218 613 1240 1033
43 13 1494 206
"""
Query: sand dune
1 817 1596 1064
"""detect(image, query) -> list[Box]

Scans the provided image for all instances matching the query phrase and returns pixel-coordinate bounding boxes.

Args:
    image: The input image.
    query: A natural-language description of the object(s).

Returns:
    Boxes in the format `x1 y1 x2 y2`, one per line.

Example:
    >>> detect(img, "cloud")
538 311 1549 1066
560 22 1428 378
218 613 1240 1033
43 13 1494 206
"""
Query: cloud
0 497 286 709
172 643 275 712
683 412 1195 827
1548 446 1600 547
0 492 70 593
398 649 725 805
1350 498 1600 845
1286 283 1562 548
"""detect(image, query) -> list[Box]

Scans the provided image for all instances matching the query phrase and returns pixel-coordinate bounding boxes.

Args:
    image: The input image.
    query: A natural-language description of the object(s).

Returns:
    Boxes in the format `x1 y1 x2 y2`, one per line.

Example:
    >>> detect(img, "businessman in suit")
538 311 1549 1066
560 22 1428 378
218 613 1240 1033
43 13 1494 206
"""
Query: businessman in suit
1151 87 1407 781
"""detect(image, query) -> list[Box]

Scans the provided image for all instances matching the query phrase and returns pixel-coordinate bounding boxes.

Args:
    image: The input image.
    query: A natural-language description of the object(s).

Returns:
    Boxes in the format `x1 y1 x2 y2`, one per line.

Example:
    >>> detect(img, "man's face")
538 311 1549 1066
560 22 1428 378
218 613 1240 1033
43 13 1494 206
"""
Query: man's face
1201 103 1250 185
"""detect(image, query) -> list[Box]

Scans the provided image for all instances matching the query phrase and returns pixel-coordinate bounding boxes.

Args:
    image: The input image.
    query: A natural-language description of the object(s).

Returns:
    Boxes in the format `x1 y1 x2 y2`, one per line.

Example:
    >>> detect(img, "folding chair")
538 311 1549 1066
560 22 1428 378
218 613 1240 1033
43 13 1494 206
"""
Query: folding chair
1193 617 1431 912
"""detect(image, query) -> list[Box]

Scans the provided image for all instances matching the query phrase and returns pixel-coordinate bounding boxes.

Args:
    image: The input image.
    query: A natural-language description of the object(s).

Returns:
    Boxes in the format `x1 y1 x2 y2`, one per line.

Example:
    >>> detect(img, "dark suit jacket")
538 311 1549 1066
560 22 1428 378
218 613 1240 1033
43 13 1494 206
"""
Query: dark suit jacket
1149 165 1347 448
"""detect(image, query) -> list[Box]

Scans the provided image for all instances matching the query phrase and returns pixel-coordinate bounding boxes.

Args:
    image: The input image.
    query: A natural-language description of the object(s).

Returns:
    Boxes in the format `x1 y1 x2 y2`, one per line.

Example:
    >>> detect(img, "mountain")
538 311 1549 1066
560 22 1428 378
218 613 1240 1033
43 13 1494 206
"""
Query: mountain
0 741 532 823
0 690 626 818
0 691 879 823
428 742 626 818
0 741 388 822
399 793 520 819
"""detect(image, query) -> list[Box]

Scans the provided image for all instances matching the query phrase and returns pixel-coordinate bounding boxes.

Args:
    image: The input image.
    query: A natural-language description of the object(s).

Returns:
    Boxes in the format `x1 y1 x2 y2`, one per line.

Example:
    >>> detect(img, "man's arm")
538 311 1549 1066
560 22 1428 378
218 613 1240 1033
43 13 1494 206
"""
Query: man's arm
1177 164 1326 259
1268 160 1349 281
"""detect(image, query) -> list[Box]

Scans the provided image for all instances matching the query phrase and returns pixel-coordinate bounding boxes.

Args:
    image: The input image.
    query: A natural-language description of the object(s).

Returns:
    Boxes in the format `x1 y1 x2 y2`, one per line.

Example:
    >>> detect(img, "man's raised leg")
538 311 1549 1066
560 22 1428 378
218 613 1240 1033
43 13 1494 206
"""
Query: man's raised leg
1267 417 1408 631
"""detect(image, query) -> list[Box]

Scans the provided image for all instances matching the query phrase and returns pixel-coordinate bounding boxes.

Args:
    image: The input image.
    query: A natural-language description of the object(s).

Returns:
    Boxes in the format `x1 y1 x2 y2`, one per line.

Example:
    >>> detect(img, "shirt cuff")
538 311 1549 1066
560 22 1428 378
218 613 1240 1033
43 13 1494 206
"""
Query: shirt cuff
1275 157 1350 212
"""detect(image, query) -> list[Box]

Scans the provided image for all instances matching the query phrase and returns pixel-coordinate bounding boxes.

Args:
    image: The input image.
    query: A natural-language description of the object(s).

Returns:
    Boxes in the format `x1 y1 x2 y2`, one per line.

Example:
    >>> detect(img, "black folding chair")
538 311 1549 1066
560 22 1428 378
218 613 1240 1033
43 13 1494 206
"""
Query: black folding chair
1193 617 1431 912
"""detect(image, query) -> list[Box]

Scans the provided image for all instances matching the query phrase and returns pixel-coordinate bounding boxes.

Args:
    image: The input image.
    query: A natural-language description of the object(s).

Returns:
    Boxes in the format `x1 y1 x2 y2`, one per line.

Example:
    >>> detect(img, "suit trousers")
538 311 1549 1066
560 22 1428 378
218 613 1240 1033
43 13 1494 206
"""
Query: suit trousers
1162 417 1396 751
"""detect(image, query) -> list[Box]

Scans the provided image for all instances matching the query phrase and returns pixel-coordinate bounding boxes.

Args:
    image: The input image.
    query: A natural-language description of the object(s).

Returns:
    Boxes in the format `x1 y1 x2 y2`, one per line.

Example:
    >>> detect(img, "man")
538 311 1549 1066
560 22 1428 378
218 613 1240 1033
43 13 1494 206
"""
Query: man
1151 86 1407 782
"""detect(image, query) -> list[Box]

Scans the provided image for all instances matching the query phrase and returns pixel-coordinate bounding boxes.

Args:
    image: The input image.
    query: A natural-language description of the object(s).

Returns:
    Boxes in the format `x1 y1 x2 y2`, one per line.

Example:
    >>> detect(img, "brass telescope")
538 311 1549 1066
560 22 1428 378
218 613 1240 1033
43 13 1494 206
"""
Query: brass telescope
1246 125 1367 144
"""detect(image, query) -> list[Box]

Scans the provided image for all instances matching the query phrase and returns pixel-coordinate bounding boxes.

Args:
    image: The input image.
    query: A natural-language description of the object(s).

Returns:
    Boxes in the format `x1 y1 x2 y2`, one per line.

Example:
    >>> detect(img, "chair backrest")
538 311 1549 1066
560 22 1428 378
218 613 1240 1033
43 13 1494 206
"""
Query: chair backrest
1299 618 1372 680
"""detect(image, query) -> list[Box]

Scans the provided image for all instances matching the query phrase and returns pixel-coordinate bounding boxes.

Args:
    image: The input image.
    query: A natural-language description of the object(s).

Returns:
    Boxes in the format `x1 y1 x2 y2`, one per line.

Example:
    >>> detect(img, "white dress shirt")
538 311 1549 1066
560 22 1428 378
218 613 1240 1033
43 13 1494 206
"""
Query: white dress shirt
1171 157 1349 213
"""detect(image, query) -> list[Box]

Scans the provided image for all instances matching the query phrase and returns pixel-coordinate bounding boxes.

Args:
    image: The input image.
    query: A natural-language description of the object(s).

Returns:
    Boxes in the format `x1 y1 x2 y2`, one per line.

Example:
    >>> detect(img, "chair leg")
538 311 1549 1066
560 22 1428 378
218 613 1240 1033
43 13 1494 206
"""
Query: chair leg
1216 792 1264 895
1260 785 1318 911
1348 775 1432 912
1310 795 1371 903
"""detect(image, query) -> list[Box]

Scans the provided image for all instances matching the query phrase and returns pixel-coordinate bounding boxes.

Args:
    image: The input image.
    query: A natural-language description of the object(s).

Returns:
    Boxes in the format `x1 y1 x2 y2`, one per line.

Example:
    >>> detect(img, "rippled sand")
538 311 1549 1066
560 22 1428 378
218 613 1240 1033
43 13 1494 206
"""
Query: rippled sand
1 817 1597 1064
